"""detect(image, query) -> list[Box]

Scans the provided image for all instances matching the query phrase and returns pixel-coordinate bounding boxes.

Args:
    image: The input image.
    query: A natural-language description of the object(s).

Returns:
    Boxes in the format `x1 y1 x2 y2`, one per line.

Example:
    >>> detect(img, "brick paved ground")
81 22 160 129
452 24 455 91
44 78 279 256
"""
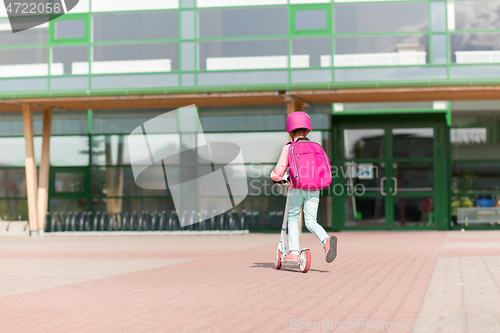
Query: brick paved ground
0 231 498 332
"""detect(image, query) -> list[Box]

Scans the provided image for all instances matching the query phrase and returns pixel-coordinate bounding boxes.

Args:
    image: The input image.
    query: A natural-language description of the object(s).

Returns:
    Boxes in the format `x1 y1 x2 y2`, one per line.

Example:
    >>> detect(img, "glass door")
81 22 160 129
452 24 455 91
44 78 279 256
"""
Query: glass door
390 127 435 227
332 114 449 230
342 127 386 227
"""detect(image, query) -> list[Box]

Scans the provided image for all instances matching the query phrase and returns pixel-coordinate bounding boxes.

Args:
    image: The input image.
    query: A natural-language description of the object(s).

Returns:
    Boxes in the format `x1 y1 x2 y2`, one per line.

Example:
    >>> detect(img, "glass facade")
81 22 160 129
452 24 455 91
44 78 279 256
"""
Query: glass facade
1 1 500 231
2 101 500 230
0 106 332 227
0 0 498 96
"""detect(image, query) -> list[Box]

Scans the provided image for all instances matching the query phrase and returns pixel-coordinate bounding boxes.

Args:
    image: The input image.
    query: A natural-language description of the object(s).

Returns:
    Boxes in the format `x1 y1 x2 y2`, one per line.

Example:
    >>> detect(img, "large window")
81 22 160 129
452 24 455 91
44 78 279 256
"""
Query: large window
198 7 288 38
451 33 500 64
334 2 429 34
55 19 85 40
50 136 89 166
449 1 500 31
91 134 180 166
292 37 332 68
93 11 178 41
333 2 430 69
199 105 286 131
451 101 500 225
199 39 288 70
291 5 332 36
334 35 429 67
0 47 47 78
89 43 178 74
51 45 89 76
0 19 47 45
295 10 326 31
91 0 178 12
91 167 171 197
0 200 28 220
448 1 500 66
0 169 26 198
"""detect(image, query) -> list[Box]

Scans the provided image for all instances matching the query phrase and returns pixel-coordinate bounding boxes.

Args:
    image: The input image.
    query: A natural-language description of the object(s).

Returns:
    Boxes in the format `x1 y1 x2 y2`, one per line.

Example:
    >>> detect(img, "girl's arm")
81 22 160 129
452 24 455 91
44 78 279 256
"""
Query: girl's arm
271 145 290 182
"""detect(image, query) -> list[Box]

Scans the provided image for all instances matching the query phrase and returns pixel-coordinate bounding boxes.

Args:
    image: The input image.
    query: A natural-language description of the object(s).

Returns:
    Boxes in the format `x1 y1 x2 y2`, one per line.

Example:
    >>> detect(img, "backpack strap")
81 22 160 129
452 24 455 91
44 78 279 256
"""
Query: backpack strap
286 137 309 146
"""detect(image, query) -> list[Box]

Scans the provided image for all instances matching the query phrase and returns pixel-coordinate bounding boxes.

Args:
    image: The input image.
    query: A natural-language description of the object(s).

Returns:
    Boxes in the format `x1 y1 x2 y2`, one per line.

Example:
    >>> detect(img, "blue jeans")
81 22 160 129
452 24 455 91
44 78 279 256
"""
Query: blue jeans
287 188 329 252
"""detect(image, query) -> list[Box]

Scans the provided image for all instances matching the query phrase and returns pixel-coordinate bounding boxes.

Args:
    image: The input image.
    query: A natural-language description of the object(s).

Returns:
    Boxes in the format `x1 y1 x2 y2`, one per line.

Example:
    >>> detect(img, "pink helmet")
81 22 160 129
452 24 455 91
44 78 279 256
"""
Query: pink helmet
286 111 312 133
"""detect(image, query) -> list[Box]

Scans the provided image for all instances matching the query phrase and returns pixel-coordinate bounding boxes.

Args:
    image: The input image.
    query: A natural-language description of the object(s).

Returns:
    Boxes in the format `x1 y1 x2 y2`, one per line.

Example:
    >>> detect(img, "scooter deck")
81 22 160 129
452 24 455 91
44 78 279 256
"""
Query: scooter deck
279 248 310 264
281 259 302 264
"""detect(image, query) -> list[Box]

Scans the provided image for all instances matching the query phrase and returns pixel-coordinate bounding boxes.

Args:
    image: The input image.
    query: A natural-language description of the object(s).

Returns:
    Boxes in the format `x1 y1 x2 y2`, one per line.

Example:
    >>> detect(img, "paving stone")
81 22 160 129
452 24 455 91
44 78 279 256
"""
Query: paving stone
414 256 500 333
0 231 495 332
443 242 500 248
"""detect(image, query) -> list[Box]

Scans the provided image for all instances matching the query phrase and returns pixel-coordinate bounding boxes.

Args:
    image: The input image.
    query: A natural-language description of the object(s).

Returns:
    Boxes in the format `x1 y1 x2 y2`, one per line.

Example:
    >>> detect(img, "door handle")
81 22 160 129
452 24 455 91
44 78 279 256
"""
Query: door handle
391 177 398 196
380 177 387 196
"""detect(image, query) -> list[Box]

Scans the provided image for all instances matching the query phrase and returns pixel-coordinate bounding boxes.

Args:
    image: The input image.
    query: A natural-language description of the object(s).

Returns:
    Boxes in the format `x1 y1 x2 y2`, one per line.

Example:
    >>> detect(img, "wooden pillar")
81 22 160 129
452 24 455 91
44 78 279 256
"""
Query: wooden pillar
22 104 39 235
114 137 124 212
105 136 114 213
286 97 296 115
37 108 52 235
104 136 124 214
285 97 304 231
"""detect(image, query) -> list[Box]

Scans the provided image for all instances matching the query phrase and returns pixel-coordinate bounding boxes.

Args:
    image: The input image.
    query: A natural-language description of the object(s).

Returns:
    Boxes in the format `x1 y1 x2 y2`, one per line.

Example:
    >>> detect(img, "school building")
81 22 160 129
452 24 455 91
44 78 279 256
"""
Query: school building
0 0 499 235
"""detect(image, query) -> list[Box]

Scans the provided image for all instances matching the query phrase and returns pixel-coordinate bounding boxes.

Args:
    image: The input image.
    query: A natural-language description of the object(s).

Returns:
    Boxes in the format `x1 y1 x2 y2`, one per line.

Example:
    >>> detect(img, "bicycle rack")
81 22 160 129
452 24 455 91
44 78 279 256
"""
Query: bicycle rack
43 209 251 233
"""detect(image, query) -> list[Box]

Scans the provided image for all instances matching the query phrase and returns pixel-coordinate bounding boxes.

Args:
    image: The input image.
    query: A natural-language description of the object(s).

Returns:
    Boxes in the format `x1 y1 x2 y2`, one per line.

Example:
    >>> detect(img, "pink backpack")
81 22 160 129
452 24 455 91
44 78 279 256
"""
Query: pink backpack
287 138 332 190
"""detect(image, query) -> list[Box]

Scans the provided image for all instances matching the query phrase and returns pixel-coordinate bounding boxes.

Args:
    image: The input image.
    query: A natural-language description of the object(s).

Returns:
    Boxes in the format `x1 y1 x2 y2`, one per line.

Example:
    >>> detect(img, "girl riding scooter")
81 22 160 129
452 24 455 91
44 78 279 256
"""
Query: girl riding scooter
271 111 337 264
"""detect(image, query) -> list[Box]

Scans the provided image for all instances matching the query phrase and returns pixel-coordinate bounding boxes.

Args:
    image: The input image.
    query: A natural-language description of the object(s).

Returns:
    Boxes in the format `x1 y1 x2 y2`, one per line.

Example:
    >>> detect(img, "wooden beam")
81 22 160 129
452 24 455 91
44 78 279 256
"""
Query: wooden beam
3 85 500 112
7 91 285 110
3 85 500 111
22 104 39 235
290 85 500 104
37 108 52 235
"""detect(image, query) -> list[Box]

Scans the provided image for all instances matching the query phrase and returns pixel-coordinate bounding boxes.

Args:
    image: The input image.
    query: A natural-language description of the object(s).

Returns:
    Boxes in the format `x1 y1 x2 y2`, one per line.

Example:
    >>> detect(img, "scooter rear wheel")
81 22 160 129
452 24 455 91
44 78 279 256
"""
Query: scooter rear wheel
299 249 311 273
275 249 282 270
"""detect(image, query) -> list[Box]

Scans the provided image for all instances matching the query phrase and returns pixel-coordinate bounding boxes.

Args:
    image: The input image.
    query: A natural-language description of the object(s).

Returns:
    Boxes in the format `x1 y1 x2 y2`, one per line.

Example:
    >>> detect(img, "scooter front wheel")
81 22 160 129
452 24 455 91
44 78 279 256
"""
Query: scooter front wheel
275 249 282 270
299 249 311 273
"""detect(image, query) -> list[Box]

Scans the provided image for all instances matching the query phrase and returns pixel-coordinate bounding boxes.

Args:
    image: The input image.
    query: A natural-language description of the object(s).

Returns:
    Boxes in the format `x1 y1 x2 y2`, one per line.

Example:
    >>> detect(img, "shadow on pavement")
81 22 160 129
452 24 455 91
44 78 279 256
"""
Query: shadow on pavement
250 262 330 273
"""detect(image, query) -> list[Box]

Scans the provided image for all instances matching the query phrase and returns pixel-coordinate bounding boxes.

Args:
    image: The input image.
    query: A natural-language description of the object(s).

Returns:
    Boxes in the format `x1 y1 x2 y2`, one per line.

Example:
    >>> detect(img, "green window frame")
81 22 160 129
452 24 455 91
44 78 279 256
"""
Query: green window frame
289 4 332 36
49 167 91 200
49 13 90 45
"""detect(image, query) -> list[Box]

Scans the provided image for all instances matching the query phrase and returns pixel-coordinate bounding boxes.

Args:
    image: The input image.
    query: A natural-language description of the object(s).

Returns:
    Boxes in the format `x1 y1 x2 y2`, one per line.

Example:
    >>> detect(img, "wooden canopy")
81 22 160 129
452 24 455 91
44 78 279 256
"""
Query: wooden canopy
2 85 500 112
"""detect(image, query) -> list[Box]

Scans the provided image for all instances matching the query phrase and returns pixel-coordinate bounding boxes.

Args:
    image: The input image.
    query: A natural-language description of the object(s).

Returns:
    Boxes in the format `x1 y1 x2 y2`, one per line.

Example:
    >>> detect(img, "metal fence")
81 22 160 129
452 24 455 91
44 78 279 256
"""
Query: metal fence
45 210 256 233
456 50 500 64
457 207 500 225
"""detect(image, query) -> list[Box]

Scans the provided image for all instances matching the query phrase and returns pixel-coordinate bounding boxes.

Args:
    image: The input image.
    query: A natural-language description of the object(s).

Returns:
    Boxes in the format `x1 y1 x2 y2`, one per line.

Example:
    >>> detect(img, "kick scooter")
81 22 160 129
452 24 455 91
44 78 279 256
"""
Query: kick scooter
274 180 311 273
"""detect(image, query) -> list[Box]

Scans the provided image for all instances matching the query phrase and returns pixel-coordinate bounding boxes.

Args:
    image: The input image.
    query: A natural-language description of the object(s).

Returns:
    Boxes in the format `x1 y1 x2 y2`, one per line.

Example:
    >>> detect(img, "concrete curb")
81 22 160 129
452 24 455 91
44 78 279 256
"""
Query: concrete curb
0 221 30 236
44 230 250 237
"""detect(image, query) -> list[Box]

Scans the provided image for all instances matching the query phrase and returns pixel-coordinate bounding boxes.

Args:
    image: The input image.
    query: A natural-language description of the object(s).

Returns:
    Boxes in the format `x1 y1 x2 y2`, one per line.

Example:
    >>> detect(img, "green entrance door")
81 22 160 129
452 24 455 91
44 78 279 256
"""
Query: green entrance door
332 114 449 230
